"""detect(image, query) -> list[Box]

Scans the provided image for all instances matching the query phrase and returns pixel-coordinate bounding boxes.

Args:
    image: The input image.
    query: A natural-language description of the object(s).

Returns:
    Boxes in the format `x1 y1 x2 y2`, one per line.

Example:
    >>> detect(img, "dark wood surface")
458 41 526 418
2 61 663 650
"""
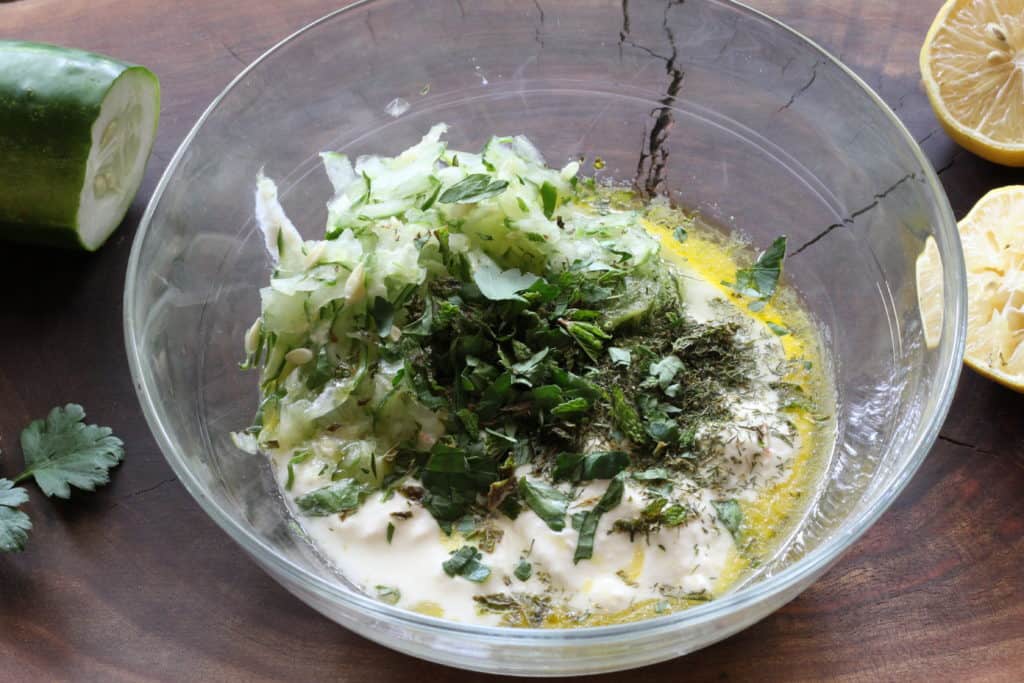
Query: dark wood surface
1 0 1022 680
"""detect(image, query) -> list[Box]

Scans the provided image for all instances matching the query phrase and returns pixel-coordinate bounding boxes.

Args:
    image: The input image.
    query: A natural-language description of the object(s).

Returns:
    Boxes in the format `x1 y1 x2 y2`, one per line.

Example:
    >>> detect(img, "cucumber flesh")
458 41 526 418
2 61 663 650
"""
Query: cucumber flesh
0 41 160 251
78 69 159 250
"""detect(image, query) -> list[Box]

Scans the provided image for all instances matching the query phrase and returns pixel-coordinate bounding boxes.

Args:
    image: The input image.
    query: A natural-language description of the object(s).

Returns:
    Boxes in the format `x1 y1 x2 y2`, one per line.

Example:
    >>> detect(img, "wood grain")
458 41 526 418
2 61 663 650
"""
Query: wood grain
0 0 1022 680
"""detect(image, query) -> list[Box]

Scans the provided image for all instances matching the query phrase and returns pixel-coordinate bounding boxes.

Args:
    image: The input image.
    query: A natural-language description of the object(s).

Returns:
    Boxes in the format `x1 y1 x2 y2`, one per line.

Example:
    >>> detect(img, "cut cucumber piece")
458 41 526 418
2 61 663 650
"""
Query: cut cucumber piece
0 41 160 250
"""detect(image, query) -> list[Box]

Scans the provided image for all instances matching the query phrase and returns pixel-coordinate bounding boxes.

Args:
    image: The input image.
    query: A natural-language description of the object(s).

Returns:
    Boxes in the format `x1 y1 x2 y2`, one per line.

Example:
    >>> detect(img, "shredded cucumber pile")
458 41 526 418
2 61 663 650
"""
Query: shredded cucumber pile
236 124 667 466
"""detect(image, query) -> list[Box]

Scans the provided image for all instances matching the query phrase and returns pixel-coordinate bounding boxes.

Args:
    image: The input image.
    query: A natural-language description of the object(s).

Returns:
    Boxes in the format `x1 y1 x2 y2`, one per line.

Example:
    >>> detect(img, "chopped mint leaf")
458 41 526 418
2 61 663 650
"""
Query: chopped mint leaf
439 174 509 204
662 504 691 526
15 404 124 499
731 235 787 300
509 347 550 376
554 451 630 482
295 478 369 516
442 545 491 582
514 558 533 581
632 467 671 481
530 384 564 410
420 180 442 210
550 397 589 418
571 511 586 530
540 181 558 219
608 346 632 366
285 449 313 491
712 499 743 538
454 515 478 535
420 443 499 523
370 296 395 337
518 477 570 531
573 473 625 563
612 497 692 540
648 354 685 390
386 521 395 544
644 418 679 443
0 477 31 553
375 585 401 605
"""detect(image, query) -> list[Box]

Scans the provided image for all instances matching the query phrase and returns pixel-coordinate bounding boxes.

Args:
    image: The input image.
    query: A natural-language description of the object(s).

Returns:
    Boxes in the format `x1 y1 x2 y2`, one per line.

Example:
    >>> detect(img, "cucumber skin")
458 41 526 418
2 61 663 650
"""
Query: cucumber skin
0 41 158 250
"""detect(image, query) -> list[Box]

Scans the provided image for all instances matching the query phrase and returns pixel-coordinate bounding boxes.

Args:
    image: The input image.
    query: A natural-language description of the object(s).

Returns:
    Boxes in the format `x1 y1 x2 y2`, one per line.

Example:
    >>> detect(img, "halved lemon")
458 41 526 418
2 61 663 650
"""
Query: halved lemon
920 0 1024 166
918 186 1024 391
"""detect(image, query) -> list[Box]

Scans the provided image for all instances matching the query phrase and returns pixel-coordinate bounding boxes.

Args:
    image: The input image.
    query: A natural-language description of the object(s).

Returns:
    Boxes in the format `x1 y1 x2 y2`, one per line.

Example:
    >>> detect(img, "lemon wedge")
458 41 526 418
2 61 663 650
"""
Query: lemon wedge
918 186 1024 390
920 0 1024 166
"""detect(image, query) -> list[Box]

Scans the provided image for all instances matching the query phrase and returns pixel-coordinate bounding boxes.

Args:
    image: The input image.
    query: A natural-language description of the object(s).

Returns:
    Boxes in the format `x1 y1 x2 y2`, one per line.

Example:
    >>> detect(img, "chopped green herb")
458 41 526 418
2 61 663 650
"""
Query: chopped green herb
612 497 692 541
540 181 558 219
731 236 787 301
518 477 570 531
712 499 743 538
296 479 370 516
442 545 491 582
573 473 626 563
375 585 401 604
608 346 632 366
285 450 313 491
371 296 395 337
554 451 630 482
632 467 671 481
439 174 509 204
550 397 589 417
386 521 395 544
514 558 533 581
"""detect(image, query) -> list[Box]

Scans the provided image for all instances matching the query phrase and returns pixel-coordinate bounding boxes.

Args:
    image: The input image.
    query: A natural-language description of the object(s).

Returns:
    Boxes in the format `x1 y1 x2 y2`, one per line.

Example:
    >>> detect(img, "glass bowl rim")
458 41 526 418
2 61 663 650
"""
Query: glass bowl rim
124 0 966 643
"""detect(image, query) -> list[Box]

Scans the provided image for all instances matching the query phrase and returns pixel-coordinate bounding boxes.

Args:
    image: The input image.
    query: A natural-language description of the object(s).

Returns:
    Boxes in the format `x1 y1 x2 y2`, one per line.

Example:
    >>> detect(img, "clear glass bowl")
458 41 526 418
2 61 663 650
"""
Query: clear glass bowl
124 0 965 675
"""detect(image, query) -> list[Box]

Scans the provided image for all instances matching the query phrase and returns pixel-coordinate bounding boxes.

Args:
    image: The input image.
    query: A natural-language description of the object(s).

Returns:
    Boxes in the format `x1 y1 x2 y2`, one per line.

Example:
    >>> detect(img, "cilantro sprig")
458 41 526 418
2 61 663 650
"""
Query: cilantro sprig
15 404 124 498
1 404 125 553
0 474 31 553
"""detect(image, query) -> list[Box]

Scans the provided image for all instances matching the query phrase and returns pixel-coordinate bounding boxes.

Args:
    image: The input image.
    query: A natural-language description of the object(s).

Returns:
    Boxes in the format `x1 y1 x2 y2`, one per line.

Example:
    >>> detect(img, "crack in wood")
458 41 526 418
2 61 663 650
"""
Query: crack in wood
777 60 823 112
791 173 917 256
937 434 994 454
533 0 545 48
620 0 686 199
935 149 963 176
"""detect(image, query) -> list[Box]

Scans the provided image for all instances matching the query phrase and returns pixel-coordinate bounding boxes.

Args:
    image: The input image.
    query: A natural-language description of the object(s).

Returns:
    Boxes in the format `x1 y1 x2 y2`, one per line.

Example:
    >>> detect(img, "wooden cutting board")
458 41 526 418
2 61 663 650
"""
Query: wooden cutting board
0 0 1021 680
